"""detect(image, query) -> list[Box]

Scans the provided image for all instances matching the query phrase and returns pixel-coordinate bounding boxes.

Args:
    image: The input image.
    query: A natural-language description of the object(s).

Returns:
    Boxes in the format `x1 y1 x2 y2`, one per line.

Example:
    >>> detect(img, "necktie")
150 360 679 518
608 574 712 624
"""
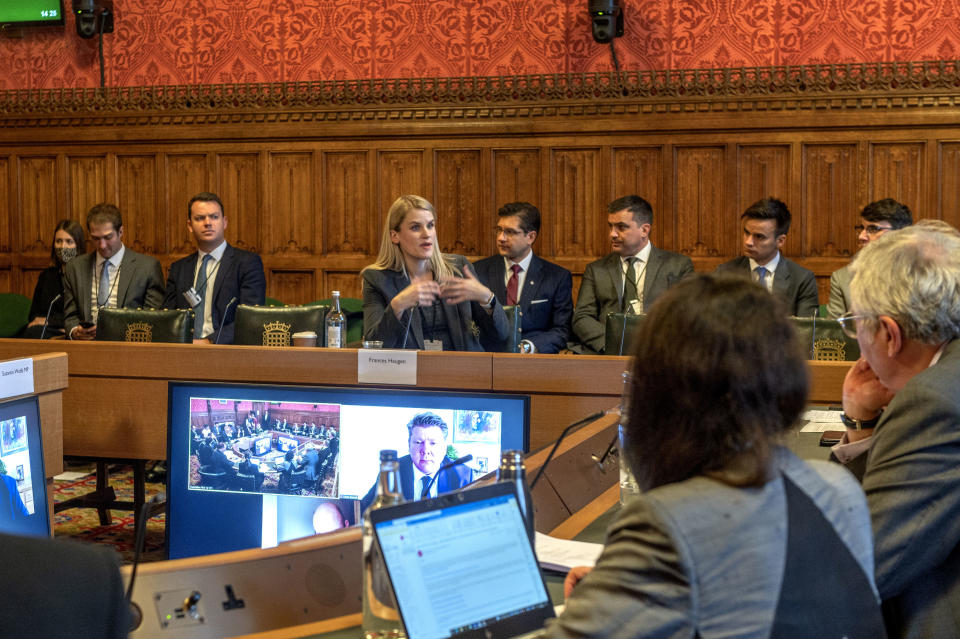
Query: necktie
419 475 432 500
623 257 639 312
97 261 111 307
506 263 521 306
756 266 768 290
194 254 214 339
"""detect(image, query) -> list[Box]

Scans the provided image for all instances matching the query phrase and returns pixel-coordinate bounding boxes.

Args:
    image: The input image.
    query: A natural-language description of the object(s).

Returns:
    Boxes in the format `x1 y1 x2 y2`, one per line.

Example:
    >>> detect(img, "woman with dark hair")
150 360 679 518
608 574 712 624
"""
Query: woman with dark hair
361 194 509 350
23 219 85 339
547 274 884 638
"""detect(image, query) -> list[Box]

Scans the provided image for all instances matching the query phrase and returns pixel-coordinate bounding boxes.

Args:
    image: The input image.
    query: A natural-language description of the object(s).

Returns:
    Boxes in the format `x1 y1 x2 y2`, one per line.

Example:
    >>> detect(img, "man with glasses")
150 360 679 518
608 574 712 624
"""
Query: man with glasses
833 220 960 637
827 198 912 318
473 202 573 353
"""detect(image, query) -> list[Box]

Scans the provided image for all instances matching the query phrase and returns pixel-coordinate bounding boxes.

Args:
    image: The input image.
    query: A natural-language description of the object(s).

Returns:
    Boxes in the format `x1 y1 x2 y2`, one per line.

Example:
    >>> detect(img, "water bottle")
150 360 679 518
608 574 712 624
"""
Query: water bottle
325 290 346 348
618 370 641 503
499 450 535 544
362 450 406 639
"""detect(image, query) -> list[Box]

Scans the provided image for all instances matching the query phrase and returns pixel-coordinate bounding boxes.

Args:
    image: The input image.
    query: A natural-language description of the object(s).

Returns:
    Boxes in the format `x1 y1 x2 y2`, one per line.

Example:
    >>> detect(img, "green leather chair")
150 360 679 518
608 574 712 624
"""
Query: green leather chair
604 312 648 356
96 308 194 343
234 304 330 346
790 317 861 361
0 293 31 337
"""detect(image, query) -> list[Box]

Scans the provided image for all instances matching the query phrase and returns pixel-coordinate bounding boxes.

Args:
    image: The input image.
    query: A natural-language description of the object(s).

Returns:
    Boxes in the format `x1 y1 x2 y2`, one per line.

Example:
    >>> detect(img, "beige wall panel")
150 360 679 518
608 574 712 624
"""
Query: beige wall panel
18 156 58 254
326 271 362 300
67 156 106 229
551 148 602 257
267 153 314 256
802 144 859 258
434 150 483 255
940 142 960 229
492 149 541 249
323 151 370 254
269 269 316 306
378 151 424 226
165 154 210 254
674 146 727 258
217 154 261 253
870 143 923 217
116 155 161 253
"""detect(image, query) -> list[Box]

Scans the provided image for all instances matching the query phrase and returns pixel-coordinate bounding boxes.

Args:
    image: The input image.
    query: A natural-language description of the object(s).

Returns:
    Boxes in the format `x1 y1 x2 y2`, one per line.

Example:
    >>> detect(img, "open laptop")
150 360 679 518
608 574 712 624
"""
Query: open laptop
369 481 555 639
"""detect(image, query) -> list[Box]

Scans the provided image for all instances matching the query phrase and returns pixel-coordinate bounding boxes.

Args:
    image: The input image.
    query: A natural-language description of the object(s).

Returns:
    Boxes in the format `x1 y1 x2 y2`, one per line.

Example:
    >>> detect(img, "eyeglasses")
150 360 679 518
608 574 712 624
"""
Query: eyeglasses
837 311 870 339
496 226 524 237
854 224 893 236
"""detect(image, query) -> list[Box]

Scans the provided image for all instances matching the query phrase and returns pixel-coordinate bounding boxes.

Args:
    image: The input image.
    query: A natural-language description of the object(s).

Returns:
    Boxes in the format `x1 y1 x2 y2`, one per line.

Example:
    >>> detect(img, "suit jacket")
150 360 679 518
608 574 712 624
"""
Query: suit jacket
572 247 694 354
828 264 852 319
361 454 475 512
472 253 573 353
716 255 820 318
545 448 879 639
362 255 509 351
0 533 129 638
163 244 266 344
861 339 960 638
62 246 165 337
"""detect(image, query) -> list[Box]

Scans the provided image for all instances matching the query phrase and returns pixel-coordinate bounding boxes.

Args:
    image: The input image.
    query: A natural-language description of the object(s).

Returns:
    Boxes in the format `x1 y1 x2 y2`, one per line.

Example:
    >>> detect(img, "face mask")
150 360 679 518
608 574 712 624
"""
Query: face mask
55 246 77 264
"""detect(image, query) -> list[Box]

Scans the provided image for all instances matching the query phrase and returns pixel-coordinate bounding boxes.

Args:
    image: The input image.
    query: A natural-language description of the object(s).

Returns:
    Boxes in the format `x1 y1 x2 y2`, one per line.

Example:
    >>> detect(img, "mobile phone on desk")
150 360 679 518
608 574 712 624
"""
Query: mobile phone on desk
819 430 844 446
80 321 95 329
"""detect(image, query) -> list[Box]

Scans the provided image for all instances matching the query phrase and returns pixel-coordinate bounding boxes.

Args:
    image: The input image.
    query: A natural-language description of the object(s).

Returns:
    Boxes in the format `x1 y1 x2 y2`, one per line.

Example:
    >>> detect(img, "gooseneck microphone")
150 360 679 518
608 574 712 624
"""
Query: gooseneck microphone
126 491 165 631
422 454 473 498
214 297 238 344
401 303 418 349
39 293 62 340
530 410 609 489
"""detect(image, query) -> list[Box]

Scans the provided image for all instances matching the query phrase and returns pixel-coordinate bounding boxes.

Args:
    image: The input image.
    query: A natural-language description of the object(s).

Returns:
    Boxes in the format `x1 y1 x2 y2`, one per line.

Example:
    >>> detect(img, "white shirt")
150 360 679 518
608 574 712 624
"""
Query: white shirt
622 242 652 312
90 245 125 322
192 241 226 339
412 464 438 500
749 252 780 293
502 250 534 303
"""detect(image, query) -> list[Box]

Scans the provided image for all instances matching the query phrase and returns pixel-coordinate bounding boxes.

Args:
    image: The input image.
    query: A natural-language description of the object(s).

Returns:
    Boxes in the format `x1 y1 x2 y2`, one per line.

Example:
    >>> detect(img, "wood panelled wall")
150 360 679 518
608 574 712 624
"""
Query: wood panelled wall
3 75 960 306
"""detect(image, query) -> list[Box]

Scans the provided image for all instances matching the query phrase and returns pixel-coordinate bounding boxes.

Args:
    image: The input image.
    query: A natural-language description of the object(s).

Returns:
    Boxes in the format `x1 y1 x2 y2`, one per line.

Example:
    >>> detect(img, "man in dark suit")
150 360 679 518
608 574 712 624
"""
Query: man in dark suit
63 203 165 340
209 441 237 476
361 412 473 510
473 202 573 353
832 221 960 637
716 198 819 317
573 195 694 354
163 192 266 344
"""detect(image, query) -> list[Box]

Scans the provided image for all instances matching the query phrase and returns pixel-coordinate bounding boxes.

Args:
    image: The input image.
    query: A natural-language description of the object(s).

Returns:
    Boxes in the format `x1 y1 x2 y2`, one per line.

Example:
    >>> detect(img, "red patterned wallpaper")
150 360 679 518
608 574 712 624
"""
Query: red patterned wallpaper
2 0 959 90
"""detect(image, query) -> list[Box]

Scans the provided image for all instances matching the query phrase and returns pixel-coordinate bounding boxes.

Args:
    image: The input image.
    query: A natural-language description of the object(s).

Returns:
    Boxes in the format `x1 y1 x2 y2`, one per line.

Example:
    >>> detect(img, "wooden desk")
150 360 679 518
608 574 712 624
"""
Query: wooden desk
0 339 848 461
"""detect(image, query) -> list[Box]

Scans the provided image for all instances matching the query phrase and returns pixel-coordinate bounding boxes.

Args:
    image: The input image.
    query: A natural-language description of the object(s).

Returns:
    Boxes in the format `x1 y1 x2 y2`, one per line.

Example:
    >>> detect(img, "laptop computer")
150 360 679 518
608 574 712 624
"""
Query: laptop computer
369 481 555 639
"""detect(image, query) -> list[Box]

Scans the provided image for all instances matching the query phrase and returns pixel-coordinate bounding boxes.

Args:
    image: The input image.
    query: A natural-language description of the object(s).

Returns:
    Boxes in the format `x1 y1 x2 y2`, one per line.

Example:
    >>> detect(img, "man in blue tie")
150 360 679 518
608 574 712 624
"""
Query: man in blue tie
716 198 819 317
63 204 165 340
163 192 266 344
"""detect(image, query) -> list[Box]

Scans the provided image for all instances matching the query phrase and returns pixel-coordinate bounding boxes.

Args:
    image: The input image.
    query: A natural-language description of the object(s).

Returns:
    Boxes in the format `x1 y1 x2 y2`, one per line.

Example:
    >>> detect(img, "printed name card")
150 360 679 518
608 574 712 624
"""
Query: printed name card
357 350 417 385
0 357 34 399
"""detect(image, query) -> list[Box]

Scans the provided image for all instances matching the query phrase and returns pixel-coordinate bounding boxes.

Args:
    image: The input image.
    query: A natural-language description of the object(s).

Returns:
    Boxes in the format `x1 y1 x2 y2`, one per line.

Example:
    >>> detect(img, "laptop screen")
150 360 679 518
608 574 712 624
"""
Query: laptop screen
0 396 49 537
373 484 553 639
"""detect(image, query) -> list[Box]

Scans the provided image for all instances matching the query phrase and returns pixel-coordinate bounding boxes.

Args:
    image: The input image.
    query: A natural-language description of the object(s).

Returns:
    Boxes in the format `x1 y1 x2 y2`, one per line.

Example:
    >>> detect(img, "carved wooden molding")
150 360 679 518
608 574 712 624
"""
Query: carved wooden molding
2 61 960 128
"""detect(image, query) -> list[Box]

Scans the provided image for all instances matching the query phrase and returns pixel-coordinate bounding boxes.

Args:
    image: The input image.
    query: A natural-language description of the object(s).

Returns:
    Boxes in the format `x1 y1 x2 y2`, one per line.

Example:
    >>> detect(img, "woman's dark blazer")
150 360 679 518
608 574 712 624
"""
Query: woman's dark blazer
362 255 509 351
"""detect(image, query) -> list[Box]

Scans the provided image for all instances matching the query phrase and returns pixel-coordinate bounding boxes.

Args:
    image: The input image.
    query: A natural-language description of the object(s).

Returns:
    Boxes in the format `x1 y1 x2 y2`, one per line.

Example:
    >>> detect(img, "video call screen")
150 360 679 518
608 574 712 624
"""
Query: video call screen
0 396 49 538
166 383 529 559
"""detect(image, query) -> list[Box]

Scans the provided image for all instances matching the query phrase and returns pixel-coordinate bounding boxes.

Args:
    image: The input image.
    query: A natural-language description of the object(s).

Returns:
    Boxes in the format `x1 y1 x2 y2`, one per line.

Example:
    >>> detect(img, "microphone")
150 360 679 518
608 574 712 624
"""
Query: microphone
618 312 628 356
810 310 818 360
401 303 418 349
421 454 473 499
591 432 619 471
39 293 62 340
530 410 609 489
214 297 238 344
126 491 165 631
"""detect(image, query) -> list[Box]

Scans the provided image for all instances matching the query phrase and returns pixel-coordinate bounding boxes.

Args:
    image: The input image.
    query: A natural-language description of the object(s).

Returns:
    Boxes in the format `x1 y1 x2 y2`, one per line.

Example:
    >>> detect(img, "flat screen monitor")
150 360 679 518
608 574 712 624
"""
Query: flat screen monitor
0 0 64 27
0 396 49 537
166 382 530 560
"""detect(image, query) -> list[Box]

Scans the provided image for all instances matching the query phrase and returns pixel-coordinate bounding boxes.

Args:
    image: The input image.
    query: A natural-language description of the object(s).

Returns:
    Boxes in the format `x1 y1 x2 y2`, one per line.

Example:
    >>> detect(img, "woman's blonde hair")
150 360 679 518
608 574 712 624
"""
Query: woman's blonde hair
364 195 459 280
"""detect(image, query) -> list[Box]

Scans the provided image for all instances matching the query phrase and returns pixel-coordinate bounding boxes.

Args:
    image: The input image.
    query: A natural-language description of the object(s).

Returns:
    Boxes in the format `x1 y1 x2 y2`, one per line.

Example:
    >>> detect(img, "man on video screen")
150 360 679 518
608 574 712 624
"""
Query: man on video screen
362 411 473 511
